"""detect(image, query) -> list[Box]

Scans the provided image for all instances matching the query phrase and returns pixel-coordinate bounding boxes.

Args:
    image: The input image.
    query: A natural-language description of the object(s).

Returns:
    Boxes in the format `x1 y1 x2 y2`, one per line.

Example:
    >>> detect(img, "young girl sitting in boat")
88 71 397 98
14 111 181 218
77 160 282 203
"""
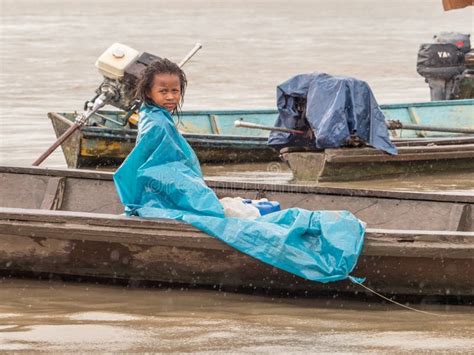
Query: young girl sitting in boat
114 58 222 216
113 58 365 285
116 58 260 218
135 58 187 118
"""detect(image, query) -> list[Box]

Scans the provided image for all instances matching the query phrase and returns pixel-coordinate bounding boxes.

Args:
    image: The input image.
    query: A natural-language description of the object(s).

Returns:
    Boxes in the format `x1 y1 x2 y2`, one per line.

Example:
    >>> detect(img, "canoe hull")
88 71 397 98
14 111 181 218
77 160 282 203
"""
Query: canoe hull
0 166 472 297
1 208 473 297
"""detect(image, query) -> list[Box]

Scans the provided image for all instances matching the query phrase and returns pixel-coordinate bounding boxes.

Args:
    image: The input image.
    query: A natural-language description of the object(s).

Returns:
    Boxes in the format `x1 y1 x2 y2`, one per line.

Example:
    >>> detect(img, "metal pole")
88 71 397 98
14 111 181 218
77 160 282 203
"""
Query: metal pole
386 120 474 134
178 43 202 67
235 118 474 137
234 120 305 135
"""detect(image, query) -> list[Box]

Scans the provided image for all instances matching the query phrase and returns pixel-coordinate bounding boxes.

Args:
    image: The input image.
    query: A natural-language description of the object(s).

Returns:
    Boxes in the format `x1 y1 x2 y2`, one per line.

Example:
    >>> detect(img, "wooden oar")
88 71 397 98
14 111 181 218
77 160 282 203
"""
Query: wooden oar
33 43 203 166
235 119 474 135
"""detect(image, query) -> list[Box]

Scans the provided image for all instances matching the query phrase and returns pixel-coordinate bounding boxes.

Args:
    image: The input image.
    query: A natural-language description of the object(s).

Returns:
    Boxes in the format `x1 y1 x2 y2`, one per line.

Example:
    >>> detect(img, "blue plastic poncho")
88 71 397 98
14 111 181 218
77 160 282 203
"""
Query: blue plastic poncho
268 73 397 155
114 104 366 283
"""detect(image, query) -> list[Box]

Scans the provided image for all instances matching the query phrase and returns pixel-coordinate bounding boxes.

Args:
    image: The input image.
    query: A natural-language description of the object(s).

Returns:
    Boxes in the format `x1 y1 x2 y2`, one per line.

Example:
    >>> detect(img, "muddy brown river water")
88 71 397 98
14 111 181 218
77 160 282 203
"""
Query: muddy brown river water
1 279 474 352
1 0 473 352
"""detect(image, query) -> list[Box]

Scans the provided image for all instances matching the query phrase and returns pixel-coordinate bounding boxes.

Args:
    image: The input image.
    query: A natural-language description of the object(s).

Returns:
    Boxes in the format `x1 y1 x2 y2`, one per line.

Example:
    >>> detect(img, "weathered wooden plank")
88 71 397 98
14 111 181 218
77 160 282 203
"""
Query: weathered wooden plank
0 207 472 252
446 204 470 231
0 165 114 181
0 208 197 231
325 143 474 158
40 177 65 210
326 150 474 164
1 165 472 203
209 180 474 203
0 220 219 250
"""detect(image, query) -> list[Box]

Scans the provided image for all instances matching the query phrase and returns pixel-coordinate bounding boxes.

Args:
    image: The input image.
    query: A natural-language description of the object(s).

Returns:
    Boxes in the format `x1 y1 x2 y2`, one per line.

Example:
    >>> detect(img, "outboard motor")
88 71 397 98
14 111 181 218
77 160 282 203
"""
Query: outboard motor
417 32 472 101
74 42 200 129
85 43 161 114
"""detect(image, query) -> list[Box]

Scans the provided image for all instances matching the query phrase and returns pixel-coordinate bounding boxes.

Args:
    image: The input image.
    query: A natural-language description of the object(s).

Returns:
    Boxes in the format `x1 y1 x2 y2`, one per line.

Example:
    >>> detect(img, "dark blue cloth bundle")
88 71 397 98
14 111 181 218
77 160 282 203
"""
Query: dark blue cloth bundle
268 73 397 155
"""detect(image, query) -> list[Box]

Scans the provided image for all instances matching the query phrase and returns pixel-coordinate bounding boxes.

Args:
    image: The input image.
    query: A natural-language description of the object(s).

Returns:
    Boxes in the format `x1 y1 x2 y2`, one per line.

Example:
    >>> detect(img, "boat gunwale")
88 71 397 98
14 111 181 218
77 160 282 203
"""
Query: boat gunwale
51 98 474 118
1 165 473 203
50 112 272 141
1 207 473 260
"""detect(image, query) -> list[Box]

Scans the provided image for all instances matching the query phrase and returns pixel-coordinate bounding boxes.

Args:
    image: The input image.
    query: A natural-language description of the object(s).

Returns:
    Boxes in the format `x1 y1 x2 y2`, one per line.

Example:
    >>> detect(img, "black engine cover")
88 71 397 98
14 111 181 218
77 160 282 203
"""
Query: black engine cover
122 52 162 108
417 43 465 80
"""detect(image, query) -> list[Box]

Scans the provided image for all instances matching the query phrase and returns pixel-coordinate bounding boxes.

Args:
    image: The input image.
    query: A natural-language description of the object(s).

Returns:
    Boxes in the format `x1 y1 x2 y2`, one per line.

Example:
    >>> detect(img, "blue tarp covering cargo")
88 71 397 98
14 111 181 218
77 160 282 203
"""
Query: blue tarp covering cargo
268 73 398 155
114 103 366 283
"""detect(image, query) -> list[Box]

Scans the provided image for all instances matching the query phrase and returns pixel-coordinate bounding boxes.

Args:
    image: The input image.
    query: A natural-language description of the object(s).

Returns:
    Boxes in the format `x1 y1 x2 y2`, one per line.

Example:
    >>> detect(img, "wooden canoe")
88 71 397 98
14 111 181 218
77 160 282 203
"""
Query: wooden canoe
280 137 474 182
49 99 474 168
0 166 473 297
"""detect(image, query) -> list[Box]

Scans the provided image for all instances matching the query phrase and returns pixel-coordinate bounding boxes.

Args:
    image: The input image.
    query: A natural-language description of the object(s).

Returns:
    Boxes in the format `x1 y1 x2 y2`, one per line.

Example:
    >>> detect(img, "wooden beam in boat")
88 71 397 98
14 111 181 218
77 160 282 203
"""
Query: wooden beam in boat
447 204 473 232
1 165 472 204
0 165 114 181
39 177 65 210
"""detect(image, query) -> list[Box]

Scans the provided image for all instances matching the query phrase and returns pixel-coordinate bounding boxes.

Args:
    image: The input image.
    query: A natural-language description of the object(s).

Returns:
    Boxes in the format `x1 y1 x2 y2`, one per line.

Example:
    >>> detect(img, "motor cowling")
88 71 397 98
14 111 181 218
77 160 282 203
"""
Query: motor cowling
417 32 472 101
417 43 465 80
120 52 161 110
86 43 161 116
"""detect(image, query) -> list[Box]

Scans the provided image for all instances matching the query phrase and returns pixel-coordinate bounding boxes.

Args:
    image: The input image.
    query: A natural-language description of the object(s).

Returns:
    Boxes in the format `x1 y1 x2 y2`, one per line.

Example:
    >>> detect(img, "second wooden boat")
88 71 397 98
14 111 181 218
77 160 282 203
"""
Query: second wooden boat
49 99 473 168
280 137 474 182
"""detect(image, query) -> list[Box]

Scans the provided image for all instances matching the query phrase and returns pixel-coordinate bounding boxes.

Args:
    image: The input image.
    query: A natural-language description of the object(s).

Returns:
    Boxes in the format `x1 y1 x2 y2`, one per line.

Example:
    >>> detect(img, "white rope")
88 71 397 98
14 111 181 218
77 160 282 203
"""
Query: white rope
349 276 446 317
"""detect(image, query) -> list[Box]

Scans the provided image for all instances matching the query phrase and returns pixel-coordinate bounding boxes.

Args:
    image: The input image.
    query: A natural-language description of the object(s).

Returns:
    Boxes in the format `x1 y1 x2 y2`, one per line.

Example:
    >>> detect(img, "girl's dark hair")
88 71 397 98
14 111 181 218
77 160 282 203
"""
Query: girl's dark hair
135 58 187 115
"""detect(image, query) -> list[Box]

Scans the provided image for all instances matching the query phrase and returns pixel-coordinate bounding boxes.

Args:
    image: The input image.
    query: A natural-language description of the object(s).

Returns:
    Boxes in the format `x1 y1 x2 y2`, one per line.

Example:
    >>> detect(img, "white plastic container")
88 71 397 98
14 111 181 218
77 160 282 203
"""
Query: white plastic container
95 43 140 79
219 197 261 219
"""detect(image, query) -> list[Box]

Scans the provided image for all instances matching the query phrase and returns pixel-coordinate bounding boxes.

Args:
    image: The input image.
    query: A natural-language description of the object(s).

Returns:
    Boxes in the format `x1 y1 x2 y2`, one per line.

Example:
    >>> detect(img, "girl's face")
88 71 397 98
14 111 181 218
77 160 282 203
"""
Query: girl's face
147 73 181 112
